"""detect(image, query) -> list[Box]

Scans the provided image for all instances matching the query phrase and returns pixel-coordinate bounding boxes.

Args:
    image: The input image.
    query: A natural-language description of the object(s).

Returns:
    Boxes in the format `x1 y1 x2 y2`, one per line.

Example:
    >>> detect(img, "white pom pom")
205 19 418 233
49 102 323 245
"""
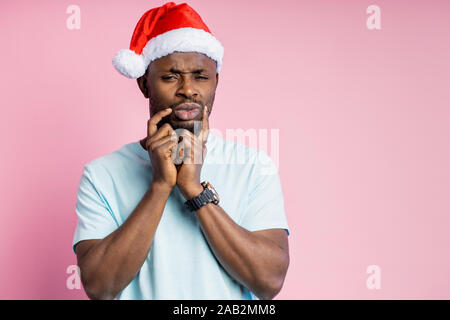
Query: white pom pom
112 49 147 79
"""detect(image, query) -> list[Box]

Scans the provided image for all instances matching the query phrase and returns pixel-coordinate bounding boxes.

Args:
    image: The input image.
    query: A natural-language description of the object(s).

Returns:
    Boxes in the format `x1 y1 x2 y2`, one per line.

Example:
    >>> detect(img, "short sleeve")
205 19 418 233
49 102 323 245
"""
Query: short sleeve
240 150 290 236
72 165 119 254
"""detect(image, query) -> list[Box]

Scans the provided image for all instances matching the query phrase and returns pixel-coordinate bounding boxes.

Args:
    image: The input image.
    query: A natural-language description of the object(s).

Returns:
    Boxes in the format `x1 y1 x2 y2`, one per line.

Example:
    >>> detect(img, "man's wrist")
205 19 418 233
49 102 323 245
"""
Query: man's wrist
178 183 204 200
150 181 174 195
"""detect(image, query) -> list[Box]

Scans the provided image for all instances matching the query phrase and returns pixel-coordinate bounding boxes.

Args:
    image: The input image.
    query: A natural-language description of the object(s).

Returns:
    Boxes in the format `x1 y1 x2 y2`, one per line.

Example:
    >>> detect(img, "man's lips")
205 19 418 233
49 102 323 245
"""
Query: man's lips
173 103 201 121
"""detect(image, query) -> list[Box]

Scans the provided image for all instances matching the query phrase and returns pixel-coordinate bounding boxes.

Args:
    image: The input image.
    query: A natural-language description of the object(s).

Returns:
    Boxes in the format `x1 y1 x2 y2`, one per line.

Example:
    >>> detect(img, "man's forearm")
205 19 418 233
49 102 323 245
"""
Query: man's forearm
182 185 288 300
78 182 172 299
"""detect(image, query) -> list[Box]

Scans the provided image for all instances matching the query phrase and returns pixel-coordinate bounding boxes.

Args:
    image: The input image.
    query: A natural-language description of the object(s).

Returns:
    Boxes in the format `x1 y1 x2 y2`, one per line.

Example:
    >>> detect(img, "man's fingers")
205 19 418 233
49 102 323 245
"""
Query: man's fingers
175 129 206 164
147 123 176 145
156 139 179 160
177 129 195 141
201 105 210 144
171 140 185 165
148 108 172 138
148 133 178 151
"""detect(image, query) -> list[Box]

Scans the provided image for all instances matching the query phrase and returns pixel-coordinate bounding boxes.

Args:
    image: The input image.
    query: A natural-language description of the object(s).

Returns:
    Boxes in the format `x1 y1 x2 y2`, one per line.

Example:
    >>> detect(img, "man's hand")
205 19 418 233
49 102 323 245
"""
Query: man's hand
176 106 210 199
145 108 178 191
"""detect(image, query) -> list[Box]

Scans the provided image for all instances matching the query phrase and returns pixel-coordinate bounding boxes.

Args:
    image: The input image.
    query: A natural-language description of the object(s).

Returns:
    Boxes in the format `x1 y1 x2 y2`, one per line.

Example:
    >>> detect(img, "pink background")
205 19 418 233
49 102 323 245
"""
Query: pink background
1 0 449 299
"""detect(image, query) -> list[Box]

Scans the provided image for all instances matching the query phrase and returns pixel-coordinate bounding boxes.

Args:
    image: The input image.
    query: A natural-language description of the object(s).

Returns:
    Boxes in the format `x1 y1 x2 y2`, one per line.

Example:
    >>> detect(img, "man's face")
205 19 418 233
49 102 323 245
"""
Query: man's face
137 51 219 134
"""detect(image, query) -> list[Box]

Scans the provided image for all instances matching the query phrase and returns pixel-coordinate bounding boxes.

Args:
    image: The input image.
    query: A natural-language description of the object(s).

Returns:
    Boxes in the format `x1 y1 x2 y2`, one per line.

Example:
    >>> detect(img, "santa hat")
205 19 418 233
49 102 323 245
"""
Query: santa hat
112 2 224 79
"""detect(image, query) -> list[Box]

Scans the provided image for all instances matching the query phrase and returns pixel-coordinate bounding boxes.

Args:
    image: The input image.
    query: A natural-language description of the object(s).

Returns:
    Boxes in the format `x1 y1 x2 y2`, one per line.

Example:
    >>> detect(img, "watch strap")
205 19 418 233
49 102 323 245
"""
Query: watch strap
184 187 215 211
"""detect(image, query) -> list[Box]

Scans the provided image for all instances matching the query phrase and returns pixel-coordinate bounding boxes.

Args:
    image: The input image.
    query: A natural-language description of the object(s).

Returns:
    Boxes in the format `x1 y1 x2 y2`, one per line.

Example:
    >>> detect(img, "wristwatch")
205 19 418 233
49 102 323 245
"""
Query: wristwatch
184 181 220 211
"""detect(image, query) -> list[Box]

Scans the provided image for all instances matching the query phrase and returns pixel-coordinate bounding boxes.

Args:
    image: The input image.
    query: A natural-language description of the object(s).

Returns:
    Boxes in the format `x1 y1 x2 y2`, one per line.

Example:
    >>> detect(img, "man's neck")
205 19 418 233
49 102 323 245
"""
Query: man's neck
139 138 147 151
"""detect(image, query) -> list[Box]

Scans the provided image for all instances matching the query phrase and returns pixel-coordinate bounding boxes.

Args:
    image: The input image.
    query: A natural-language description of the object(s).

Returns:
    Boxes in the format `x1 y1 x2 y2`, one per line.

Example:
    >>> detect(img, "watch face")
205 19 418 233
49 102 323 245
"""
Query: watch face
204 181 220 204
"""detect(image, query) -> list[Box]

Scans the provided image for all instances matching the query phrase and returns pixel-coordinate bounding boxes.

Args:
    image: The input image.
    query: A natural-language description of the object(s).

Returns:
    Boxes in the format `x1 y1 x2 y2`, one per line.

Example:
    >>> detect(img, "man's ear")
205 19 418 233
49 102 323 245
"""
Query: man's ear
137 75 149 98
215 73 219 88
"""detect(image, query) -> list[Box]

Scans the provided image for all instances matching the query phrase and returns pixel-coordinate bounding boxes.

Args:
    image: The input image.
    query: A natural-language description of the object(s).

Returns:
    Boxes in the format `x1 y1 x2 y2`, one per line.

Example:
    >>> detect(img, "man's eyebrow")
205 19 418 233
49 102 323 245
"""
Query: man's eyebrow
166 68 207 74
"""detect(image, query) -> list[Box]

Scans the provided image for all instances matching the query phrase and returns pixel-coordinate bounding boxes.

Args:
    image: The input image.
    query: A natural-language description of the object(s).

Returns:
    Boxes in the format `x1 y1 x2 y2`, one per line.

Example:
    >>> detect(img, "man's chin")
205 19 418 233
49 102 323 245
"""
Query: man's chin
170 120 195 134
156 116 192 132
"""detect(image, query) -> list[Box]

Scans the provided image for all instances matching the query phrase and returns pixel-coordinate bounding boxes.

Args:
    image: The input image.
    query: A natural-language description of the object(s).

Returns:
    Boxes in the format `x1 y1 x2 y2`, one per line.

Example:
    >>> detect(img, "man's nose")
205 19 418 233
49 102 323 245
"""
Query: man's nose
176 77 198 99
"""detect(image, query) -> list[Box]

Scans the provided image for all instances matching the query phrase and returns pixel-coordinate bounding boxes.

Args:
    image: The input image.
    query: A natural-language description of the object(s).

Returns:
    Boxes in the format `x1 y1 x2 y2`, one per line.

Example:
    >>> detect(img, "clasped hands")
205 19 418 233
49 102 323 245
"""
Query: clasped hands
144 106 209 200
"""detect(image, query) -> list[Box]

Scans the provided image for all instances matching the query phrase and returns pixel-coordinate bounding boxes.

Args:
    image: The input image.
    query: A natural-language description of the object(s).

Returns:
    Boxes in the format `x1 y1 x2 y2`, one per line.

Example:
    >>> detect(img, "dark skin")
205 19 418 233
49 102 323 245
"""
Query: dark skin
75 52 289 300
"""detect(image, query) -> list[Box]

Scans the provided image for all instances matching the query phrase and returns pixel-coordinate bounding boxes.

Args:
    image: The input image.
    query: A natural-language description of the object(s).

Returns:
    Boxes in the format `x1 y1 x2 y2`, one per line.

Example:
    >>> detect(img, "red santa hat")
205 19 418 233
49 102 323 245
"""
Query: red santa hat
113 2 224 79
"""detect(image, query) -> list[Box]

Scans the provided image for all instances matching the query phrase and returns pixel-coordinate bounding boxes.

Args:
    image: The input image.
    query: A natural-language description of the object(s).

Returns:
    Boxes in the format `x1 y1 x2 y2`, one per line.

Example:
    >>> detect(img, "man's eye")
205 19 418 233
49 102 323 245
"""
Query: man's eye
196 76 209 80
162 76 176 80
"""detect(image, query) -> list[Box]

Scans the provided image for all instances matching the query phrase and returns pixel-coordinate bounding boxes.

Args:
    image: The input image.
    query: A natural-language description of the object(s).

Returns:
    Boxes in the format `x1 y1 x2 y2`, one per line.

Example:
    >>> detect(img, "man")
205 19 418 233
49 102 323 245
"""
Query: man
72 2 290 300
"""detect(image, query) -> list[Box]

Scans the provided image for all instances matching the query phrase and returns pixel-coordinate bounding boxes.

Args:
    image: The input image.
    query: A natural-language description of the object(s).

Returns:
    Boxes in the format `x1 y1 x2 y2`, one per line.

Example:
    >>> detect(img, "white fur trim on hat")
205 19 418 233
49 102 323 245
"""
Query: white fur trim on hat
112 49 147 79
113 27 224 79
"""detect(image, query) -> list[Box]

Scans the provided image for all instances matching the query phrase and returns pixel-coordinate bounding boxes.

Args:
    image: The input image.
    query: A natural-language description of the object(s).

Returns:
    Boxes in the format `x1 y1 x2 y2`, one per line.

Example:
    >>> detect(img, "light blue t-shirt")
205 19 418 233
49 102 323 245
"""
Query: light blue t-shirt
72 134 290 300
